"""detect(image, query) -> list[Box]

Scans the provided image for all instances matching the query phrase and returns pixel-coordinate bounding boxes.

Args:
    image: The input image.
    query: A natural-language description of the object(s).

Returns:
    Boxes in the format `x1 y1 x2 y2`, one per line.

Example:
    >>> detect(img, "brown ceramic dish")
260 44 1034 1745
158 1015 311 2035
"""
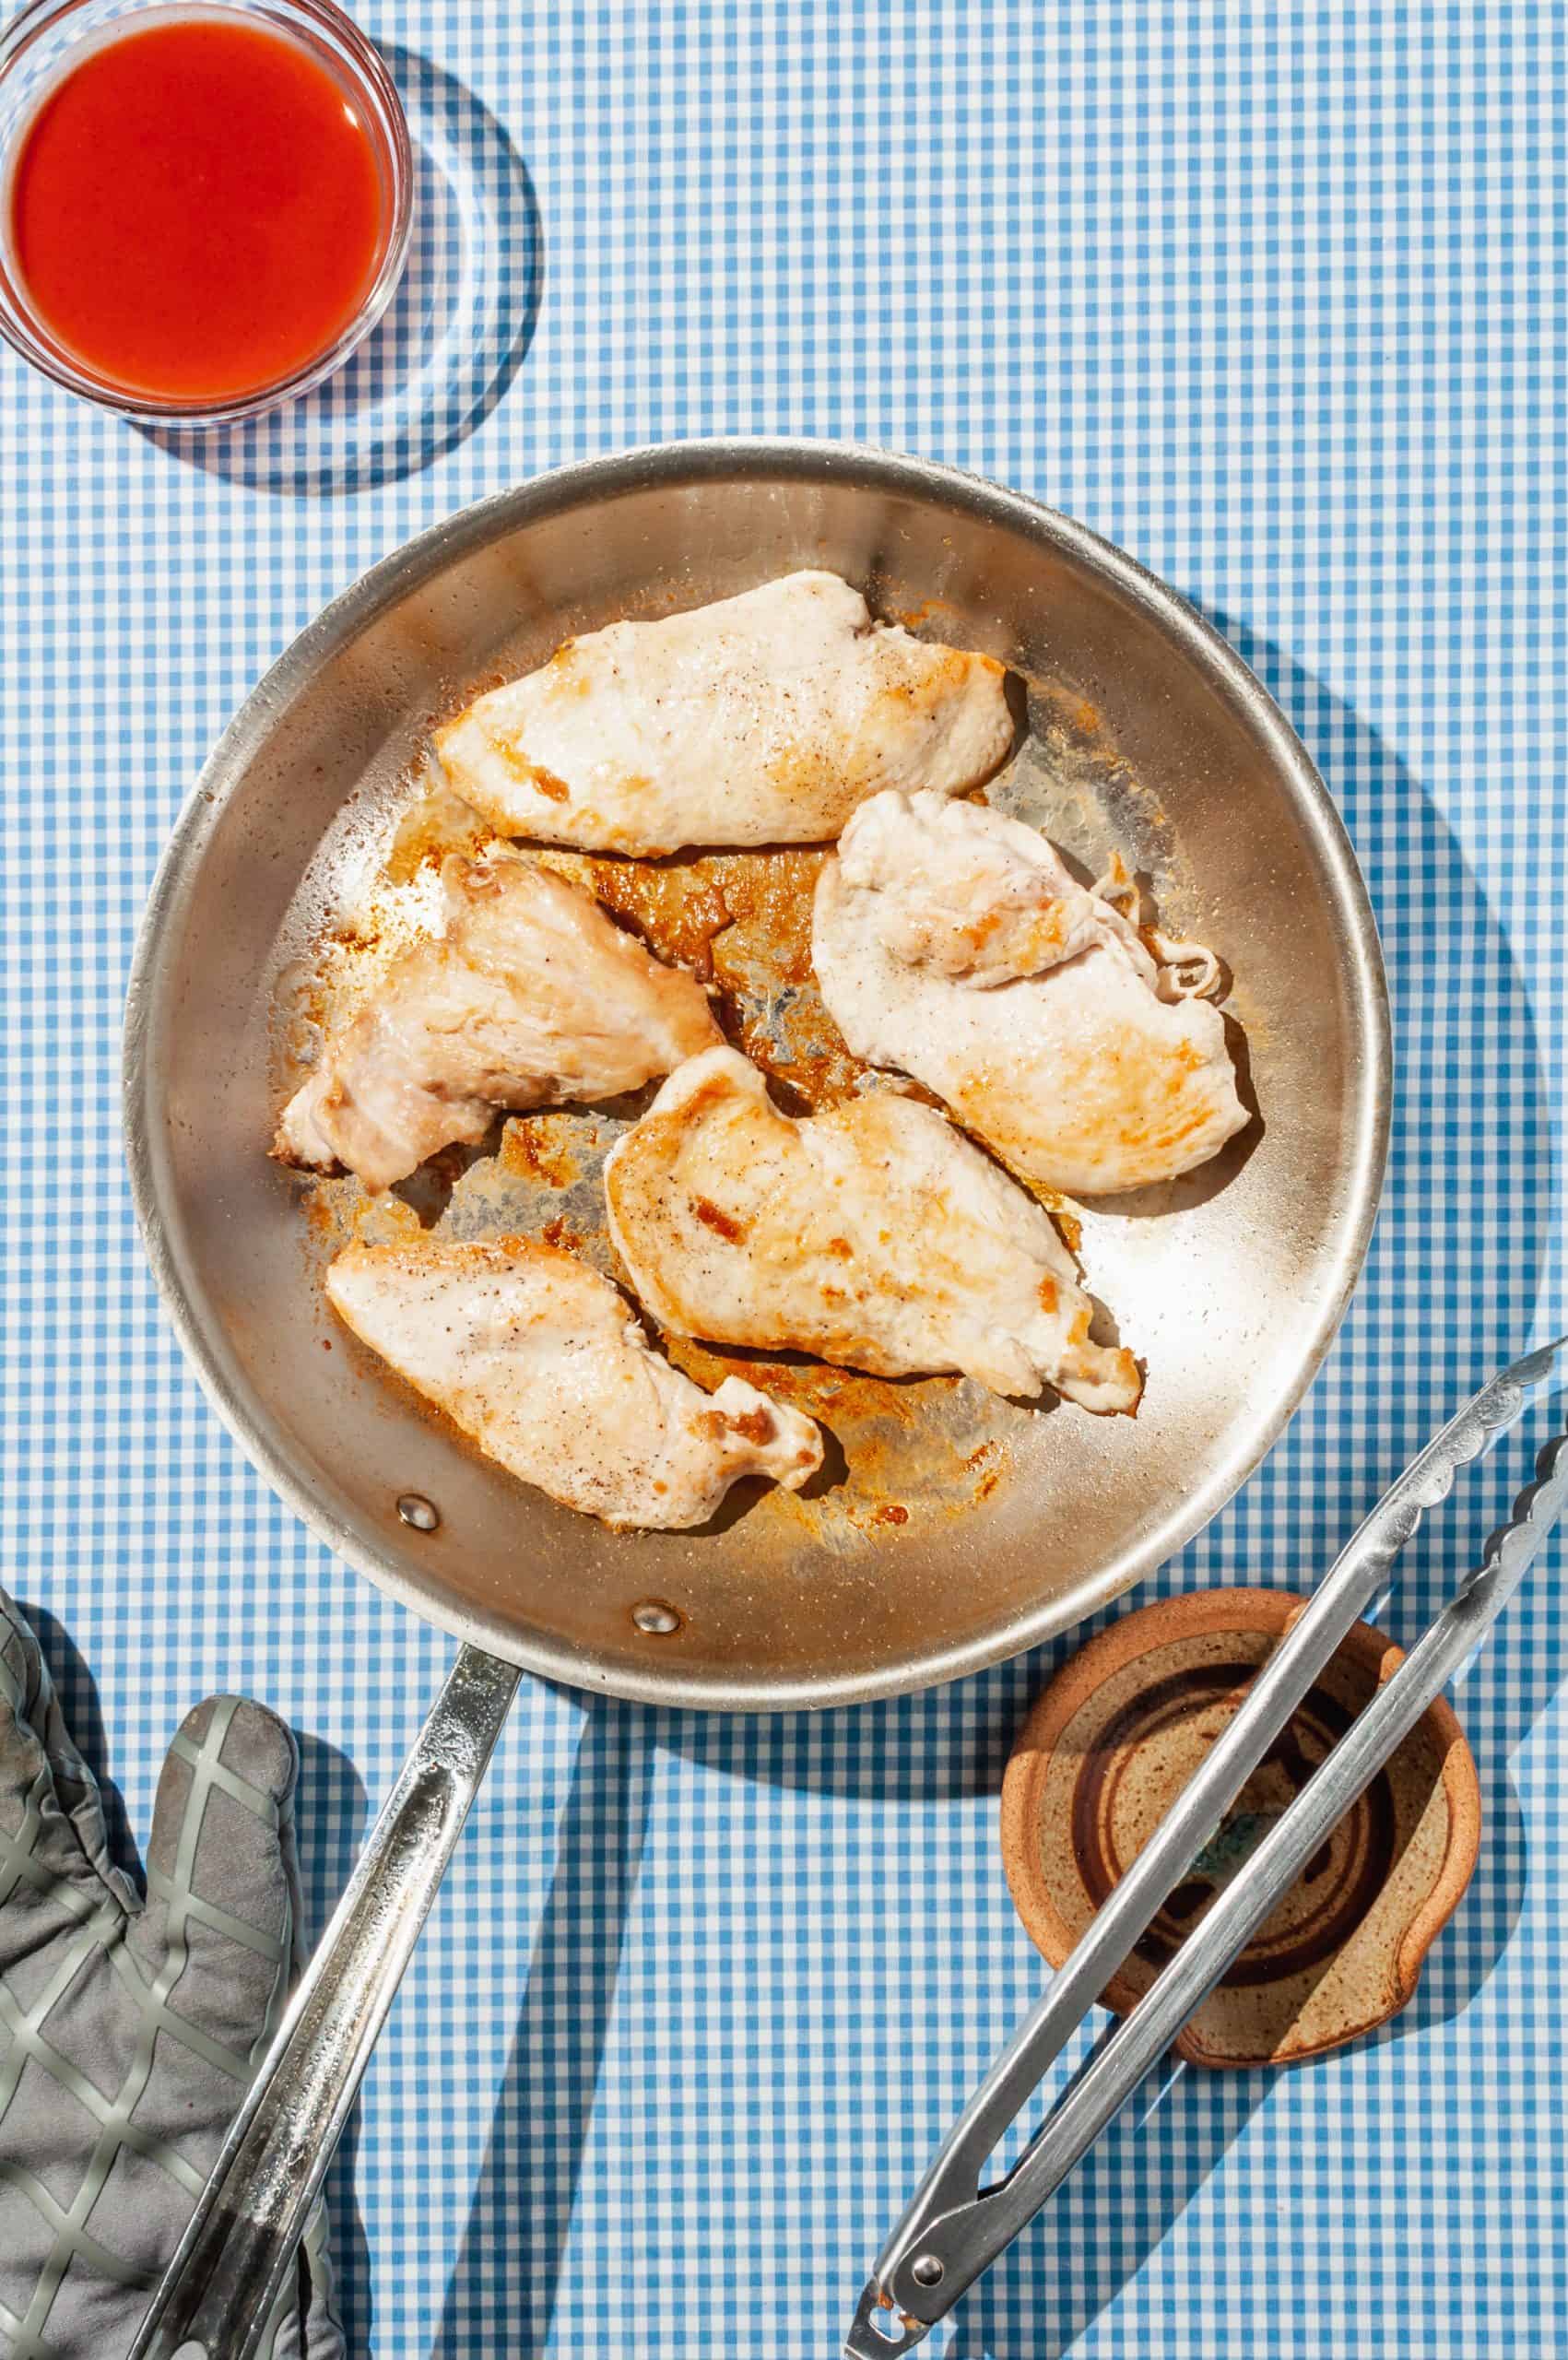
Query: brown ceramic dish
1001 1587 1482 2066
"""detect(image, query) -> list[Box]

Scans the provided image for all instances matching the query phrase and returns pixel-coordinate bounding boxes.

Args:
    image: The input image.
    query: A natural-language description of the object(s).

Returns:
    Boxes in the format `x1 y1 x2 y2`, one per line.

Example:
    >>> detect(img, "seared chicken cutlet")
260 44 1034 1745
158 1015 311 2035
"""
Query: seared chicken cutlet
813 792 1248 1196
433 571 1014 855
276 850 719 1192
604 1047 1140 1412
327 1235 822 1528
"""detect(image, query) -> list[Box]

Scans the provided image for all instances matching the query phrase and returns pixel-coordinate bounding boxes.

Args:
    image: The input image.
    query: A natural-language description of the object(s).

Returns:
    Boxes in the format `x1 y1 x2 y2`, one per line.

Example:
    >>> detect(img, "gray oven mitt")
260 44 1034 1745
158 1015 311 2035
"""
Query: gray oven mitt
0 1587 342 2360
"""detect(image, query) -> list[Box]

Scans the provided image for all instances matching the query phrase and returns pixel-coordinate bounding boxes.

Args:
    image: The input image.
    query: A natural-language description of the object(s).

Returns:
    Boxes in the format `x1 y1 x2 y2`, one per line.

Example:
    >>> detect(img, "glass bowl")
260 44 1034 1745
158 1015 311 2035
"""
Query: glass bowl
0 0 413 425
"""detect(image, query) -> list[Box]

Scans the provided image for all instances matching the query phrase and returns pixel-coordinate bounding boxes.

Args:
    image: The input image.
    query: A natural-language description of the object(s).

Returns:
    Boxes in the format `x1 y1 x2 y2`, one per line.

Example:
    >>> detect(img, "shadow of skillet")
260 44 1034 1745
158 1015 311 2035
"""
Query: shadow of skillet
17 1604 378 2349
1197 606 1562 2007
941 1681 1537 2360
1194 604 1553 1393
1362 1385 1567 2052
934 619 1561 2356
430 1701 654 2360
413 1670 1032 2350
137 46 542 497
425 1445 1558 2360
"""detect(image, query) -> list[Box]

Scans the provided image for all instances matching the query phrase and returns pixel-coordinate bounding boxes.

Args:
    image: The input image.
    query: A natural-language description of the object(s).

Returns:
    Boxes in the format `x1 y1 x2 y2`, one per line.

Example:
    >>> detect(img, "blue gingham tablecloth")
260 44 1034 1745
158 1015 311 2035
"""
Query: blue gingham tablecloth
2 4 1564 2354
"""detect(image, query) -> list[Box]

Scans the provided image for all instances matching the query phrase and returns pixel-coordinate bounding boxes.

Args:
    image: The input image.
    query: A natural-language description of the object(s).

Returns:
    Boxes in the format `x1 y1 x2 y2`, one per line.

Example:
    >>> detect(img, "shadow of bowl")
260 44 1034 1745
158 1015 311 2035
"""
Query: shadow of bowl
137 45 541 496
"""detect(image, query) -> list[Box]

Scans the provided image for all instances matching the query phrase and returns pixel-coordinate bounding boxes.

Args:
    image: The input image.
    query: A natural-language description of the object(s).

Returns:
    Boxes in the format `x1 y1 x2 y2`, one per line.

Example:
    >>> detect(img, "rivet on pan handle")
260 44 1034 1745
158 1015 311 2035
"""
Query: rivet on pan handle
129 1643 521 2360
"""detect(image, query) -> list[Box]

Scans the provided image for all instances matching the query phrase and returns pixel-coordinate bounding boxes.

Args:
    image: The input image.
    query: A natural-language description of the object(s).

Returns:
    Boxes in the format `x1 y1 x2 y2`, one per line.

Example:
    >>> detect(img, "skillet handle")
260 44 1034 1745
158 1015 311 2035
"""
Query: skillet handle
129 1641 522 2360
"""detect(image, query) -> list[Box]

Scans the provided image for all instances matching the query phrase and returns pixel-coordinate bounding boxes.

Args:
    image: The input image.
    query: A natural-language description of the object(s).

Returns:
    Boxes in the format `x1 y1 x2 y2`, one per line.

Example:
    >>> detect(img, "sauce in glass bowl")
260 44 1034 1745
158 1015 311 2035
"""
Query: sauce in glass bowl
10 17 386 403
0 0 410 419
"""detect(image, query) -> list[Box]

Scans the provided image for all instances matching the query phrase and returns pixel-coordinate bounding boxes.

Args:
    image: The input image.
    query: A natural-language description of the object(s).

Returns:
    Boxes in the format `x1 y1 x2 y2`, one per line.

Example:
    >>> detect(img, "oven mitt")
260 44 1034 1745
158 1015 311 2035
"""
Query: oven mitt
0 1587 343 2360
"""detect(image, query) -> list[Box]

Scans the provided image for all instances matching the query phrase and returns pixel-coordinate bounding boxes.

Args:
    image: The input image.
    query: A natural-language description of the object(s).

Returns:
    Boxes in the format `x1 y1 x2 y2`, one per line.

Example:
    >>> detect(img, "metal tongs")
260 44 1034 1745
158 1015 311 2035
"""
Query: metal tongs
846 1340 1568 2356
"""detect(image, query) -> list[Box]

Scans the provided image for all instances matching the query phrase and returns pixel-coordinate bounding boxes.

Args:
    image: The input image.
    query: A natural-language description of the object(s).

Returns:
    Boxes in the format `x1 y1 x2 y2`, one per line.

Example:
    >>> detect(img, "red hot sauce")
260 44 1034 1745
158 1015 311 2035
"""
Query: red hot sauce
8 16 390 404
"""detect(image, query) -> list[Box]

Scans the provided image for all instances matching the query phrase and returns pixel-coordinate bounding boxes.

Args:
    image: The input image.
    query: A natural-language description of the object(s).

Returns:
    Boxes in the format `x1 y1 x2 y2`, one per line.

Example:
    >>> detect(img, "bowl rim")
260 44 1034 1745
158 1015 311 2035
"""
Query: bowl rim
123 439 1393 1711
0 0 414 424
999 1586 1480 2065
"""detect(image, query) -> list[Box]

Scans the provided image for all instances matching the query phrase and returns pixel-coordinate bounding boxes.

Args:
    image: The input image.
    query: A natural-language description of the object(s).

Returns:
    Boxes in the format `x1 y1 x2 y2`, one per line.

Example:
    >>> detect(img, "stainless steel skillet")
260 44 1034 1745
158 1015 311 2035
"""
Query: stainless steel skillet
121 440 1390 2354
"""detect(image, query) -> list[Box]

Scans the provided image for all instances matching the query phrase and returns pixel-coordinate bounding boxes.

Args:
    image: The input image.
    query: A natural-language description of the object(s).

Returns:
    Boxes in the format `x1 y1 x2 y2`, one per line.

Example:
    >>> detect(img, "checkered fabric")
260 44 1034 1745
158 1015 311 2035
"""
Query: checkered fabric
1 3 1563 2356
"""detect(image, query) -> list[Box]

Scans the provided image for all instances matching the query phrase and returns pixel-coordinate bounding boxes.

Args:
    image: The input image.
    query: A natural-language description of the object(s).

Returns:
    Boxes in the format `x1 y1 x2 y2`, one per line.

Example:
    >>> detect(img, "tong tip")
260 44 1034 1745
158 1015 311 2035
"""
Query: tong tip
843 2281 929 2360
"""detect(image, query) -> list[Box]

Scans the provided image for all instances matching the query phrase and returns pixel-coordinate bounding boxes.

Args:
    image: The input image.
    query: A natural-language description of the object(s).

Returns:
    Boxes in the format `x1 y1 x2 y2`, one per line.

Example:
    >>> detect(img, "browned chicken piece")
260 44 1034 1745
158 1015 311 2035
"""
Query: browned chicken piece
327 1234 822 1528
275 851 720 1192
433 571 1015 854
813 791 1249 1195
604 1046 1141 1413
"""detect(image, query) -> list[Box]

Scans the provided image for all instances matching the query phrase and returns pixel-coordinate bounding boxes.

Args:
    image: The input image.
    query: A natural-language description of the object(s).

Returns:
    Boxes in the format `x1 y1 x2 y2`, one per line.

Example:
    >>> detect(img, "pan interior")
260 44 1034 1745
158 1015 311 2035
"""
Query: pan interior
128 449 1386 1709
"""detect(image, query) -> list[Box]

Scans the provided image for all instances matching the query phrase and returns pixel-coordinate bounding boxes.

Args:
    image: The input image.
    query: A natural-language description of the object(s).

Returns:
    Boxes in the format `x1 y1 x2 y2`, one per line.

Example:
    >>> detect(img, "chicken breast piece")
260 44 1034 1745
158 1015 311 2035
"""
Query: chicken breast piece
433 571 1014 855
326 1235 823 1529
813 792 1249 1197
604 1047 1140 1412
276 851 720 1193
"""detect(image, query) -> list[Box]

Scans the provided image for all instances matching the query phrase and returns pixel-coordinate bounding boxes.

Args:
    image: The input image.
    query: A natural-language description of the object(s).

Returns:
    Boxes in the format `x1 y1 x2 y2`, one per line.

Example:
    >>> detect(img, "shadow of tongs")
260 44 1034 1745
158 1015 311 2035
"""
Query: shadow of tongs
846 1339 1568 2357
